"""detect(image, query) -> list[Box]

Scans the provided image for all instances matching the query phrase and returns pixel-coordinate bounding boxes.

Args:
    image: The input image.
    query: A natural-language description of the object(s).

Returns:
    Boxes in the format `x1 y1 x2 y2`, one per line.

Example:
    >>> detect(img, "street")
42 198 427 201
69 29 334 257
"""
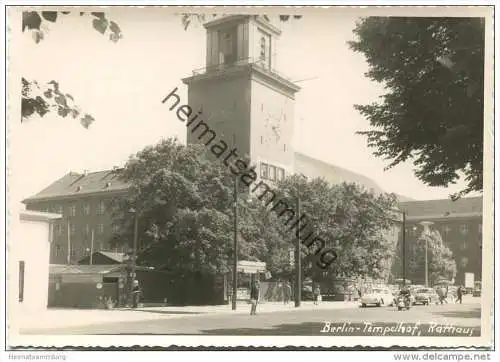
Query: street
22 301 480 336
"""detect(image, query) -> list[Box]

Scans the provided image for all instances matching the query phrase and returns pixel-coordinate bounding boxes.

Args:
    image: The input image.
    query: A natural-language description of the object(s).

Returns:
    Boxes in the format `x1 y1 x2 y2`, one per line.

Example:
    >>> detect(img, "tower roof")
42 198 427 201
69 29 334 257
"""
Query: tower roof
203 15 282 36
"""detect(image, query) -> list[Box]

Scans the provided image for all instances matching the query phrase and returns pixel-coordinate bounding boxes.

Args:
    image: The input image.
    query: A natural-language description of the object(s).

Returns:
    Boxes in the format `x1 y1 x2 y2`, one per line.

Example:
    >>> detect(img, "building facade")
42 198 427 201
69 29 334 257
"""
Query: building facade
9 208 61 314
398 196 483 286
23 170 130 264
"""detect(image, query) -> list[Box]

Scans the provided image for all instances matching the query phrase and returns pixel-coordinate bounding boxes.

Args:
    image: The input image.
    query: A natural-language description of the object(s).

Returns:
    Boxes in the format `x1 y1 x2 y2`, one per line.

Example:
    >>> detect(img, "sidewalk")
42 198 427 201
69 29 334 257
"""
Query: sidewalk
15 301 358 331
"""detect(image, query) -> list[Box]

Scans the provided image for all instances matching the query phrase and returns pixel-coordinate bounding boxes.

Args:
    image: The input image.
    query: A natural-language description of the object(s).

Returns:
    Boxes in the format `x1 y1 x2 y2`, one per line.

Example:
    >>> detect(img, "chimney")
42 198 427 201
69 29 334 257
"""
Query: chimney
83 169 89 176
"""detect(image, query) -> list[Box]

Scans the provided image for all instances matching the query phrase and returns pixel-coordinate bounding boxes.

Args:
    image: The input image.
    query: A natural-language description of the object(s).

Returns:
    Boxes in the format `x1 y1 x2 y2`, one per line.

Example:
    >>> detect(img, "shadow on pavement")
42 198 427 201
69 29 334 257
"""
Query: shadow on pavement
430 307 481 320
131 309 203 315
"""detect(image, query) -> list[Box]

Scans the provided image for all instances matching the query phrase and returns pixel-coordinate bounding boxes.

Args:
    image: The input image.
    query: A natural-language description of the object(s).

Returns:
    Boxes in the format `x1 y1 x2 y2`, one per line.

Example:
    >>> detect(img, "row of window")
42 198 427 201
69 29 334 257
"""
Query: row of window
405 223 481 236
260 162 285 182
54 222 119 236
41 201 107 217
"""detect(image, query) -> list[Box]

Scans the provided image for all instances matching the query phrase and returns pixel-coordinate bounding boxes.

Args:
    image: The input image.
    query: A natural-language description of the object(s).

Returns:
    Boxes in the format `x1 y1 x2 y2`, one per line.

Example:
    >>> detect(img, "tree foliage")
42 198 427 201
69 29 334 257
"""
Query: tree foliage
109 139 400 282
349 17 485 199
21 11 123 127
277 176 399 282
407 229 457 284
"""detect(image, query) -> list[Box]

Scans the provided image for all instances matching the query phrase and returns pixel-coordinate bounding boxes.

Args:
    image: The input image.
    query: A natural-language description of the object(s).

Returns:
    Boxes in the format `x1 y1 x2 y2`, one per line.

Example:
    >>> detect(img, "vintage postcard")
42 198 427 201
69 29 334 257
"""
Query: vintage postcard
3 3 496 352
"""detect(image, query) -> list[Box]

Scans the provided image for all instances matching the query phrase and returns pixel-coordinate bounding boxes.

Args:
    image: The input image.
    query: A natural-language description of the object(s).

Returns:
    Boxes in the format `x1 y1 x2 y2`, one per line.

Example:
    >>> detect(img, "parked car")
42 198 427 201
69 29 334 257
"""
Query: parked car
413 287 439 305
473 281 481 297
302 284 314 301
360 287 393 307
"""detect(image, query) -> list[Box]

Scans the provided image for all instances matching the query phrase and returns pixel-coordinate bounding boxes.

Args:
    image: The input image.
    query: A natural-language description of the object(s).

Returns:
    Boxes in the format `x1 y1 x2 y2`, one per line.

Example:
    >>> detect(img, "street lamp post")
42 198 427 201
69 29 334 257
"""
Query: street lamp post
390 208 408 286
232 174 238 311
402 210 406 287
129 208 139 307
420 221 434 287
295 188 301 308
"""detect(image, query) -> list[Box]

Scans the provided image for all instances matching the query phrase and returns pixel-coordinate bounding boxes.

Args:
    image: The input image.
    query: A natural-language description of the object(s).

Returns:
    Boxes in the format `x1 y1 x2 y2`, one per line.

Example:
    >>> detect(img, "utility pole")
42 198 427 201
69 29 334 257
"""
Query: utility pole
425 238 429 287
402 211 406 287
132 212 139 281
420 221 433 287
295 188 301 307
232 175 238 311
90 229 94 265
67 221 71 264
128 209 139 307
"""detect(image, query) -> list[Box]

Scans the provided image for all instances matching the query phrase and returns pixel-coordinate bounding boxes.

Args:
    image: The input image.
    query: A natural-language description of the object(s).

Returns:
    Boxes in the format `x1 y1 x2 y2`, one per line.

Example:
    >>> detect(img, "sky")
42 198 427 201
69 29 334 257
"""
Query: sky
10 8 478 204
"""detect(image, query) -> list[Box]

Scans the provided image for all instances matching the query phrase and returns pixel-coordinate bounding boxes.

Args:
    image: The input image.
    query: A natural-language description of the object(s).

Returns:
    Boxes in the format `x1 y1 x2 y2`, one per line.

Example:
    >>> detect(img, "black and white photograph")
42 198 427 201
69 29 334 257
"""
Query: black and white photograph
3 3 496 354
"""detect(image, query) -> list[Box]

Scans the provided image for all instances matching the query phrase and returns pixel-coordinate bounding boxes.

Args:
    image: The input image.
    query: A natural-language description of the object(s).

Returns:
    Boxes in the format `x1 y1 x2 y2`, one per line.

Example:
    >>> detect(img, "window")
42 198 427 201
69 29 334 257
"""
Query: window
83 203 91 216
69 205 76 217
97 201 105 215
260 163 269 179
478 223 482 234
18 261 25 302
56 223 63 236
70 224 76 235
269 165 276 181
84 224 91 236
112 224 120 233
277 167 285 181
56 205 63 215
55 245 62 257
442 225 451 234
459 224 469 235
219 29 235 65
283 144 287 152
97 224 104 234
460 240 467 250
259 36 266 61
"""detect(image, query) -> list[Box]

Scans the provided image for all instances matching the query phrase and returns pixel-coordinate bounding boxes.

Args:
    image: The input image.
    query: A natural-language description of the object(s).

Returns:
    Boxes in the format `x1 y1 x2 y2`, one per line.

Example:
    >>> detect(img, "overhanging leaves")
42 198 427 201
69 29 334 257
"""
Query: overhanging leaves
349 17 485 198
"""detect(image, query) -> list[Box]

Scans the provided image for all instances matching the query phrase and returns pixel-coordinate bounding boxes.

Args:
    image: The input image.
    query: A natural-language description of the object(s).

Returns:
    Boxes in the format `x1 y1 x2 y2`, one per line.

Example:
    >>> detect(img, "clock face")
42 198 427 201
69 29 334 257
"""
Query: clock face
264 108 285 144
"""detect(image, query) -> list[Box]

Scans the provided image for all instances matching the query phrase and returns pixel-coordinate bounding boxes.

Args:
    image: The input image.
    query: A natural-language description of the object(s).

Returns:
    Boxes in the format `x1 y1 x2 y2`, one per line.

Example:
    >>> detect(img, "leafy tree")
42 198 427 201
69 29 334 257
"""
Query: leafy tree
109 138 291 278
406 229 457 284
21 11 123 127
276 175 399 282
349 17 485 199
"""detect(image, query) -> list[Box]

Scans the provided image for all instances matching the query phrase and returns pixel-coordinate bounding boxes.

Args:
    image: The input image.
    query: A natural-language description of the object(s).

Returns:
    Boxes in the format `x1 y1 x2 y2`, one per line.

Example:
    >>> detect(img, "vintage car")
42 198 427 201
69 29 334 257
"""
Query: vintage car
413 287 439 305
473 281 481 297
360 287 393 307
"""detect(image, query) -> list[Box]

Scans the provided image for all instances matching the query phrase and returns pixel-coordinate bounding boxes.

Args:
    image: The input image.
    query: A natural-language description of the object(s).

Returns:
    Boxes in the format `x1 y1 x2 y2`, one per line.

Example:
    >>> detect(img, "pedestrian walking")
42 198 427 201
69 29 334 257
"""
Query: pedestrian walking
283 281 291 305
438 285 448 305
313 285 321 305
456 285 464 304
131 279 141 308
250 280 260 315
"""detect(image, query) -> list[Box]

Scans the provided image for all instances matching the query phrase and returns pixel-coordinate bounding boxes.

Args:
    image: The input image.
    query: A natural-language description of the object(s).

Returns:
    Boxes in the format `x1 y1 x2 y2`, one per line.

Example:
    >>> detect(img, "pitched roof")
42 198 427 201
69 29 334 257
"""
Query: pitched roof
400 196 483 220
49 264 121 275
23 169 131 203
294 152 384 193
98 251 126 263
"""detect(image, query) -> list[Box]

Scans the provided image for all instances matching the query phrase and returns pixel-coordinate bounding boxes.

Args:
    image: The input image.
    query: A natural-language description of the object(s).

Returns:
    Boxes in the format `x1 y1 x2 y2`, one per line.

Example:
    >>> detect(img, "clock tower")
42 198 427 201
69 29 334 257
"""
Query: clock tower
182 15 300 183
